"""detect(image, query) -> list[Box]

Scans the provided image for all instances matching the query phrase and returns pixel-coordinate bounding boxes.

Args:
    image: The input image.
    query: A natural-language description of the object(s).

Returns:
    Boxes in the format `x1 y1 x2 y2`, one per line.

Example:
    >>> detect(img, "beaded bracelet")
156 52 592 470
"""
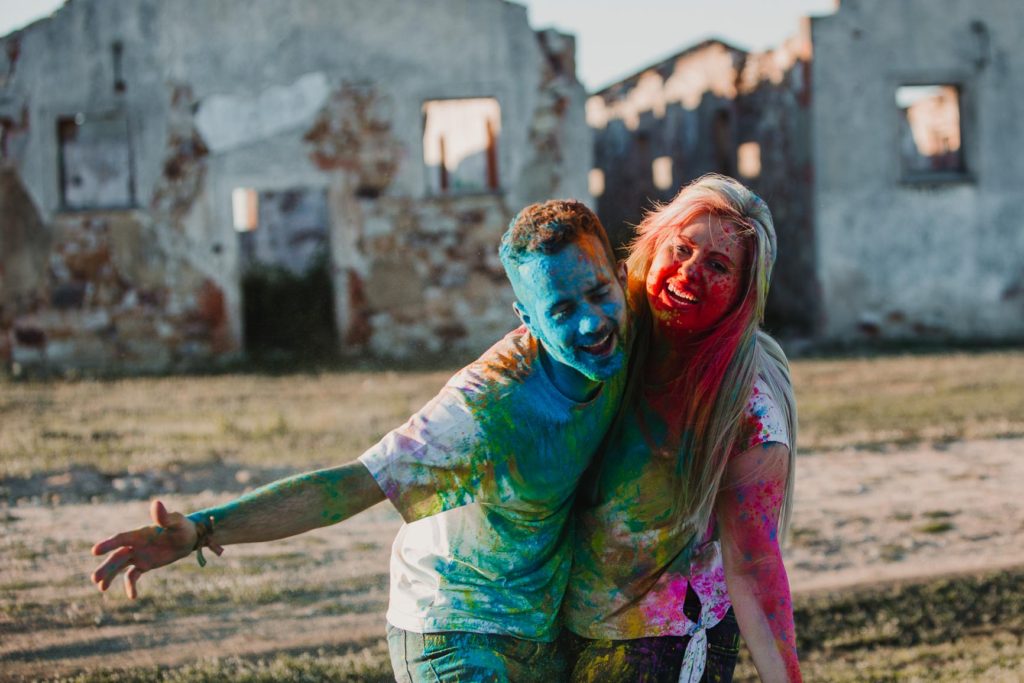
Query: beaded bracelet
191 514 217 567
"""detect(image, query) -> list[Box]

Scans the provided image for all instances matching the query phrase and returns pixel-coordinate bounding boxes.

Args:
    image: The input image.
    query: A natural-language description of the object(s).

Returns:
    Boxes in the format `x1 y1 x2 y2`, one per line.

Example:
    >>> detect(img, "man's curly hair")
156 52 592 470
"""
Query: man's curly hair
499 200 616 268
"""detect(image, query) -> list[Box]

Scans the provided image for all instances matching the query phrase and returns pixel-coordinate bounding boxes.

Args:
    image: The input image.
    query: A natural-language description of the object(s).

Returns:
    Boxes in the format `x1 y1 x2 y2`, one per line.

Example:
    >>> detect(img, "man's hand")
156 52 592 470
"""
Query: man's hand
90 499 200 599
89 461 385 599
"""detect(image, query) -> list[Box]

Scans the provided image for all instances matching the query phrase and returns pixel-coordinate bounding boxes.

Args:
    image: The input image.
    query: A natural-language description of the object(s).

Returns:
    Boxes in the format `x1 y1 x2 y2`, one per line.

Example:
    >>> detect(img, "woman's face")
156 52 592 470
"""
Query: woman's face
645 215 748 337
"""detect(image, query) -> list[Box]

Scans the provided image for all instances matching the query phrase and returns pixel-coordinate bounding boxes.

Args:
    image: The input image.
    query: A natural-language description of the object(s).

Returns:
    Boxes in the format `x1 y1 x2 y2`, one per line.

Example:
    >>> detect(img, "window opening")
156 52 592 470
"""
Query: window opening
232 188 258 232
738 142 761 179
111 41 126 93
652 156 673 191
896 85 965 180
588 169 605 198
423 98 501 194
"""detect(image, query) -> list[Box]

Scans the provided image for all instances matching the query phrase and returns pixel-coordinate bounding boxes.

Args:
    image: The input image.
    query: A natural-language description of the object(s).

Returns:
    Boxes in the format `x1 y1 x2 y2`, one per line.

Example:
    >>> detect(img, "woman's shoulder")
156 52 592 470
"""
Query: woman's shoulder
739 375 790 451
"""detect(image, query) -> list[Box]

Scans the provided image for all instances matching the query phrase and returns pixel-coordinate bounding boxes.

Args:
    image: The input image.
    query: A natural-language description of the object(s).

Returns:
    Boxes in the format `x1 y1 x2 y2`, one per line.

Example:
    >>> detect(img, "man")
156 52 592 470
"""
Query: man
91 200 630 681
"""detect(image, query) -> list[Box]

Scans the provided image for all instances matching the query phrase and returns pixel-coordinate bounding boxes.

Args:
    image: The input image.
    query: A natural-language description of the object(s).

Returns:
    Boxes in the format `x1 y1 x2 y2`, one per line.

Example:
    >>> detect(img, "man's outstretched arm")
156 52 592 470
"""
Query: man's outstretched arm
91 460 384 598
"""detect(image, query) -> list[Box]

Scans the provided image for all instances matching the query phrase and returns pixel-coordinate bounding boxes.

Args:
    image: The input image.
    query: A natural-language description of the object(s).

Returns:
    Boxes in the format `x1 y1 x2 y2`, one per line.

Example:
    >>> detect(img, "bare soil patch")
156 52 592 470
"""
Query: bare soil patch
1 436 1022 680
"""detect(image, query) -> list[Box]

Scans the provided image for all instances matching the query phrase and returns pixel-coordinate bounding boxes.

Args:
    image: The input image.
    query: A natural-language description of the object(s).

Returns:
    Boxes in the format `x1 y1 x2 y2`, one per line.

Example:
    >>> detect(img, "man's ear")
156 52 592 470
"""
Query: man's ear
617 261 628 288
512 301 531 330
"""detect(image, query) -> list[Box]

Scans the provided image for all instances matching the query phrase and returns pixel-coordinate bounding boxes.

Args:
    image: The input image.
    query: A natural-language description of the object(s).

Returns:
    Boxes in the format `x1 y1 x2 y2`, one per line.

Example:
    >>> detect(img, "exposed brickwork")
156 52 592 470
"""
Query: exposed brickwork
332 189 515 357
4 206 236 371
150 84 209 228
0 0 589 372
304 83 404 199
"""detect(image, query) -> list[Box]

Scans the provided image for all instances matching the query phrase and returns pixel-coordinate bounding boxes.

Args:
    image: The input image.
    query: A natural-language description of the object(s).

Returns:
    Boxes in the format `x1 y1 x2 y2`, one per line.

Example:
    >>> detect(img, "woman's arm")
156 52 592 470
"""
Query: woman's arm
717 442 801 682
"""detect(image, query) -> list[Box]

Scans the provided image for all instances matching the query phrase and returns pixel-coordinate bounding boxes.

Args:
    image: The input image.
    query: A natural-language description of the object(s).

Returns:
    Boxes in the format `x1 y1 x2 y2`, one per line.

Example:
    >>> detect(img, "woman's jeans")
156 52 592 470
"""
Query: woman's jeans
562 609 741 683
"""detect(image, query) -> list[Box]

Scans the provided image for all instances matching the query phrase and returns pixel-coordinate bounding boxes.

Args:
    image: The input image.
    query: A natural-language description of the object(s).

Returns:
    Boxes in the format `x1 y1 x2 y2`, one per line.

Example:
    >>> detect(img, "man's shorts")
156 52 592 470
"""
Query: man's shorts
386 624 567 682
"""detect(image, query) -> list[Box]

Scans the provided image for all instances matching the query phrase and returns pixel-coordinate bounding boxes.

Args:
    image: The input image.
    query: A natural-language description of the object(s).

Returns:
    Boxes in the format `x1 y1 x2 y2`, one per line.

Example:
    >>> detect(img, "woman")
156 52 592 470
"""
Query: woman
563 174 800 682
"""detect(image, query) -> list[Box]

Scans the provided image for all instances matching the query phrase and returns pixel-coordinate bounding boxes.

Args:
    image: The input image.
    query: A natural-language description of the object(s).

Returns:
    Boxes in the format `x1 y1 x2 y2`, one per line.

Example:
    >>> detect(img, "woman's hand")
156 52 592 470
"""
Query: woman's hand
91 499 199 599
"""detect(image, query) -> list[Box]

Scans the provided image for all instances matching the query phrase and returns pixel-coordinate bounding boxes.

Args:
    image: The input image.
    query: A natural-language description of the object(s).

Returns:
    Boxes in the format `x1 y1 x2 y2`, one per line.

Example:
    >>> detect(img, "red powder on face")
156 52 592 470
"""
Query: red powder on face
645 217 747 340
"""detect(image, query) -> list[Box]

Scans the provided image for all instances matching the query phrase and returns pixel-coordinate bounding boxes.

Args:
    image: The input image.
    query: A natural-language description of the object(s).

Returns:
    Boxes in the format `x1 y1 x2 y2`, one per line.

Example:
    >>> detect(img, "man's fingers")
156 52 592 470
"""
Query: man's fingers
125 567 144 600
92 546 133 590
151 499 189 531
92 532 131 556
151 499 170 527
92 546 133 591
92 527 151 556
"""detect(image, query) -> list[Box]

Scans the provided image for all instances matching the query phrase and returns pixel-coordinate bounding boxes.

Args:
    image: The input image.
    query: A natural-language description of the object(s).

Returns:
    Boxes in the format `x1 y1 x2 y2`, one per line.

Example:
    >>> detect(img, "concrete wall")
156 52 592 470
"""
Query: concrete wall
0 0 591 370
811 0 1024 342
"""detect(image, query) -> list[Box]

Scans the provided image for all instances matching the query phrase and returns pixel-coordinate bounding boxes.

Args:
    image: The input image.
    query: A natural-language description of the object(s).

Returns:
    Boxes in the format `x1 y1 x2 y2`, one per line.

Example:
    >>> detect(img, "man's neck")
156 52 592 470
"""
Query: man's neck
539 345 600 403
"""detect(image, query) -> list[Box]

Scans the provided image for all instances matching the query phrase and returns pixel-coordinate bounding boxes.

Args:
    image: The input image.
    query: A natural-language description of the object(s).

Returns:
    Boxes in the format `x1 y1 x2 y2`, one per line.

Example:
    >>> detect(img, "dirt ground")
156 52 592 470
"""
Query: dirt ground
2 435 1022 680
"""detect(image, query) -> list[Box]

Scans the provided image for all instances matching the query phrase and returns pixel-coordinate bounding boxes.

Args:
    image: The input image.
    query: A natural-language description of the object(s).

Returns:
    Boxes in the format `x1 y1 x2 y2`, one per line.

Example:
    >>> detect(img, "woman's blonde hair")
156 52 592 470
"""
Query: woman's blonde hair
623 173 798 544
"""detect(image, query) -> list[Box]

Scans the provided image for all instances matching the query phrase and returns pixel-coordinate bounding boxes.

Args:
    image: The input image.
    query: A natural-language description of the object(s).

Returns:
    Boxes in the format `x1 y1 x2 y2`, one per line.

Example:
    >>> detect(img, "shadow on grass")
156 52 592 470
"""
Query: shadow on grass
52 641 392 682
793 566 1024 654
41 567 1024 682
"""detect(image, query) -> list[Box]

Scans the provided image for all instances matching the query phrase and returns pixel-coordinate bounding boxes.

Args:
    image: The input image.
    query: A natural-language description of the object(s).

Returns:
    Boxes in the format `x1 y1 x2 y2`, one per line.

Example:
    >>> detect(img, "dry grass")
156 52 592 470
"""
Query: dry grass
41 568 1024 682
2 348 1023 681
792 350 1024 451
2 349 1022 480
51 647 394 682
0 369 453 479
736 567 1024 682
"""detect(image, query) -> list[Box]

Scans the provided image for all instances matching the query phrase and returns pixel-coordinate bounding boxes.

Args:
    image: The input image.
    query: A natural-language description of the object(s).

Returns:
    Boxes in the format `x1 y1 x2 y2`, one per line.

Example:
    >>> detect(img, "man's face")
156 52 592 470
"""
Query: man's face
511 234 628 383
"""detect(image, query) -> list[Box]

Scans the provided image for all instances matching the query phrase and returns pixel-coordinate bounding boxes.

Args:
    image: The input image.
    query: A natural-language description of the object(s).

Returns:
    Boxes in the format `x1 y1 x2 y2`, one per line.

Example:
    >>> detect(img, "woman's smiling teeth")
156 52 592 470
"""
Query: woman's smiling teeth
666 281 699 305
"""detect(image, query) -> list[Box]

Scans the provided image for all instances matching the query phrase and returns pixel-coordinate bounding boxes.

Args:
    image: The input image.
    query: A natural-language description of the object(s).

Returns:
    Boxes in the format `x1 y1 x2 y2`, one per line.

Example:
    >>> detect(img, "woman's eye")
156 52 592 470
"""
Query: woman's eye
709 260 729 274
674 244 692 257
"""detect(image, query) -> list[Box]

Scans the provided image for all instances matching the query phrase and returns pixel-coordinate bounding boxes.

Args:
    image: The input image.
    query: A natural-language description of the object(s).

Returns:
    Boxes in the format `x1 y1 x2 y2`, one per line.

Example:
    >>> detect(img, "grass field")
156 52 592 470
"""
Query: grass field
792 350 1024 451
2 349 1022 480
42 568 1024 682
2 348 1023 681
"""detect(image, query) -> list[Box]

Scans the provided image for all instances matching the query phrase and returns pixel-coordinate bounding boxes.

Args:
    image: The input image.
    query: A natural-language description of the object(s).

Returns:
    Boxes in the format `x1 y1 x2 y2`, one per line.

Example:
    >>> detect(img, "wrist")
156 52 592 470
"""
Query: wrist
186 511 221 566
186 511 213 542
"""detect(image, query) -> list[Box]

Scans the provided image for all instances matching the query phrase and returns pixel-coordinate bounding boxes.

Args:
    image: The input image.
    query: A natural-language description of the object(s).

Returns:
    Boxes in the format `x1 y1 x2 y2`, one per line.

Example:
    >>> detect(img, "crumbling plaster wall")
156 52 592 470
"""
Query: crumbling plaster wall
0 0 591 368
588 41 747 248
588 36 818 335
0 1 227 371
811 0 1024 342
736 25 817 336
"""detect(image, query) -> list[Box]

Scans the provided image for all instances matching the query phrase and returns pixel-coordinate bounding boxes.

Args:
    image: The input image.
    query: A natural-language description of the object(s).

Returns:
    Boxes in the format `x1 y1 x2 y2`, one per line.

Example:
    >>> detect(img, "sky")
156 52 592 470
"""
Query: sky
1 0 838 91
520 0 838 90
0 0 65 35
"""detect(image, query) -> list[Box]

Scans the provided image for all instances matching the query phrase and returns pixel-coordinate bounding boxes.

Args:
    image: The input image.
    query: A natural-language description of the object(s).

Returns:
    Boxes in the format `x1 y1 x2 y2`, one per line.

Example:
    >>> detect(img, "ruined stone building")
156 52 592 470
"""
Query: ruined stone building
0 0 590 371
589 0 1024 343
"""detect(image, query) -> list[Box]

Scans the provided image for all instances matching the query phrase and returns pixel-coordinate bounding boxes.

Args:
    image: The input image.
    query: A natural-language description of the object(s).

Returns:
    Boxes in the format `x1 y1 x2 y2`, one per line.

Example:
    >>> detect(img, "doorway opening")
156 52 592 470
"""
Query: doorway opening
234 187 338 357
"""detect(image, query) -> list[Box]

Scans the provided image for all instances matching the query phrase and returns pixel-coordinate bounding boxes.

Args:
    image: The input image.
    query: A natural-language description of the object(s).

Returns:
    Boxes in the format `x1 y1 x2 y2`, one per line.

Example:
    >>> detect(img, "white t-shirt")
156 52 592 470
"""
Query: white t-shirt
359 326 626 642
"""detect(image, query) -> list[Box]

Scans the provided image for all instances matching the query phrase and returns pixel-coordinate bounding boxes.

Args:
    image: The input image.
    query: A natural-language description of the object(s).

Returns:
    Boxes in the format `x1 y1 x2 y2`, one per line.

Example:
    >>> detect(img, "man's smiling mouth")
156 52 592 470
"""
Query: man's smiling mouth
579 329 615 357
